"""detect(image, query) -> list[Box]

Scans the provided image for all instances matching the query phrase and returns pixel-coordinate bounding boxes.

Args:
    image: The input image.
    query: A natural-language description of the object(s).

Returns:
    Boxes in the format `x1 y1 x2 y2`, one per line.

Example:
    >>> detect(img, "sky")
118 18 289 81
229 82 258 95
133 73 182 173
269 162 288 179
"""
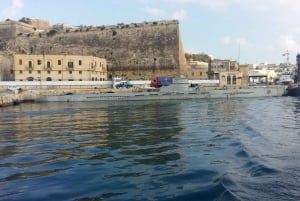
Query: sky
1 0 300 65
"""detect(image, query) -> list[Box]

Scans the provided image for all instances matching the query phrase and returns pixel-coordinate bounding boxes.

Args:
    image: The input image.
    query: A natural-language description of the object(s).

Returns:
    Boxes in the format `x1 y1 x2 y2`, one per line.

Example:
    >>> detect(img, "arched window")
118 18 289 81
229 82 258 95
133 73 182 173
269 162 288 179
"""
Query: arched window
227 75 231 85
28 61 33 68
46 61 51 69
232 75 237 85
46 77 52 81
27 77 34 81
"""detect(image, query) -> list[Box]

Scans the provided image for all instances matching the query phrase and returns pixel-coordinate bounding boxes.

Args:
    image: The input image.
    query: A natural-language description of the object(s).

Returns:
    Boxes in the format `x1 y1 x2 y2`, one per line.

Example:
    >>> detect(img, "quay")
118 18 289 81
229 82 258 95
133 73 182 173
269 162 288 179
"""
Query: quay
0 89 37 107
0 79 288 106
0 93 23 107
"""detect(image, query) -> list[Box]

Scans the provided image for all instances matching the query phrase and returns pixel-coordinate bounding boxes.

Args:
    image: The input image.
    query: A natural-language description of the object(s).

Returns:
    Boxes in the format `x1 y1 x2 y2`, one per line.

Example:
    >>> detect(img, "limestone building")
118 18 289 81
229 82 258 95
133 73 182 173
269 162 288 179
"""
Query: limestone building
13 54 107 81
186 59 245 87
210 59 243 87
186 61 209 80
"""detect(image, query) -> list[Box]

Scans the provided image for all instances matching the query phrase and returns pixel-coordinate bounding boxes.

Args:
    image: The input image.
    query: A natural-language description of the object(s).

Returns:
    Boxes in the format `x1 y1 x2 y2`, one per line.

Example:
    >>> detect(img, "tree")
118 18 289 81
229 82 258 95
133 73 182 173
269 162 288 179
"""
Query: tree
185 53 211 62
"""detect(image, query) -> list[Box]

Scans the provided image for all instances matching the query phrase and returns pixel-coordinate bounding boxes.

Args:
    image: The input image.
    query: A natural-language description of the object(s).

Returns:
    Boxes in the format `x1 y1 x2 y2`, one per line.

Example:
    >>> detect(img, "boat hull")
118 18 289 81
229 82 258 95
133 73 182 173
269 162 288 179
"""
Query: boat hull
283 86 300 97
36 86 286 102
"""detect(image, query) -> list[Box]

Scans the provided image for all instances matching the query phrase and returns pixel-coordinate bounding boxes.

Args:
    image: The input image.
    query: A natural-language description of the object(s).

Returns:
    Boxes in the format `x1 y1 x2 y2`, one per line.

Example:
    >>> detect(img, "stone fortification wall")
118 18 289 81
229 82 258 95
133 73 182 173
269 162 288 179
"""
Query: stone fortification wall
0 21 34 40
2 20 185 80
0 54 13 81
0 21 35 53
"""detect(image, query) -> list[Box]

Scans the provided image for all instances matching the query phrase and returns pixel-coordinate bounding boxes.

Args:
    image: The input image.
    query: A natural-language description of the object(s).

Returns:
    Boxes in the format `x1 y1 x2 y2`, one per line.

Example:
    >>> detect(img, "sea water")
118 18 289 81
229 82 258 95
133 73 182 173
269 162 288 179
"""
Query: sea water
0 97 299 201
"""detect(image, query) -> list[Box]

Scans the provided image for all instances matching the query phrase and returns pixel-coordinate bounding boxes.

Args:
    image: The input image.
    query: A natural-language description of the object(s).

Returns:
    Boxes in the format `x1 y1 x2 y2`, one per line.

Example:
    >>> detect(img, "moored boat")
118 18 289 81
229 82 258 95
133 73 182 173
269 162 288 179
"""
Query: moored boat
283 54 300 96
35 77 285 102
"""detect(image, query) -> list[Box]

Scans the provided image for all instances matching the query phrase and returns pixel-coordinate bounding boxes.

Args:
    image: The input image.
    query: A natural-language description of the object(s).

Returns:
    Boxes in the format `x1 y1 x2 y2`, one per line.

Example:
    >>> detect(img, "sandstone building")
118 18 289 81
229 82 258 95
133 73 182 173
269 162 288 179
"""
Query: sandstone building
13 54 107 81
186 59 244 87
208 59 242 86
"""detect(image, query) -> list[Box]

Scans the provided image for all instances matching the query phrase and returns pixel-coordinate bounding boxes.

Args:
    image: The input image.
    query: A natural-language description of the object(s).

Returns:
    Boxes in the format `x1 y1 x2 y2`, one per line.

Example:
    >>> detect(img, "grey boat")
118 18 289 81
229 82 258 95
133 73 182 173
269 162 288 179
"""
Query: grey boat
36 78 286 102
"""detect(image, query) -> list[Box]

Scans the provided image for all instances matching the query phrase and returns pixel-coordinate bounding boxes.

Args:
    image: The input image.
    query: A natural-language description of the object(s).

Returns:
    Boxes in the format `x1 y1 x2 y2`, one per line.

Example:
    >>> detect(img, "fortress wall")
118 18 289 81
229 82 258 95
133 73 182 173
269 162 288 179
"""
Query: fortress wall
0 21 34 39
1 20 187 80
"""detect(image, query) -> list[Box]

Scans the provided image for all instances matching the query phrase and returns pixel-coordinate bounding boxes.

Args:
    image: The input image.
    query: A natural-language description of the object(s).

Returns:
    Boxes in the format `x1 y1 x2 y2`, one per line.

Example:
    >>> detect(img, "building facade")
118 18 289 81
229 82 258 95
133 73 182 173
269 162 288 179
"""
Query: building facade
186 61 209 80
186 59 245 87
13 54 107 81
210 60 243 87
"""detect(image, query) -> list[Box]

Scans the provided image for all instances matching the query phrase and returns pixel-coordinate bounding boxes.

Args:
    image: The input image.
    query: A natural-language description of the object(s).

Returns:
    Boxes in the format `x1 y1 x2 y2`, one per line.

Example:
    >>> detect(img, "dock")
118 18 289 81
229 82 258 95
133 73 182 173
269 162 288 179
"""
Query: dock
0 91 36 107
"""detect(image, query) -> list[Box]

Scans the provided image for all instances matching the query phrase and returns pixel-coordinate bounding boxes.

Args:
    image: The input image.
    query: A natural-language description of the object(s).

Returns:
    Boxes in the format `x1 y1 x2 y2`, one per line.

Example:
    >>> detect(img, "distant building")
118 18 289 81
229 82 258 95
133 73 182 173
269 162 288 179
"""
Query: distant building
19 18 51 30
210 59 243 87
13 54 107 81
0 20 34 39
186 60 209 80
186 59 245 87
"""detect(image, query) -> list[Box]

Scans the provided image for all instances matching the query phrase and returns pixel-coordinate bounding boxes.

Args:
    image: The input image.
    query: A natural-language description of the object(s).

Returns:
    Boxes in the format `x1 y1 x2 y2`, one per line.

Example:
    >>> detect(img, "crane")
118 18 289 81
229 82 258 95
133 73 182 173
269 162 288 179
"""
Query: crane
282 50 290 66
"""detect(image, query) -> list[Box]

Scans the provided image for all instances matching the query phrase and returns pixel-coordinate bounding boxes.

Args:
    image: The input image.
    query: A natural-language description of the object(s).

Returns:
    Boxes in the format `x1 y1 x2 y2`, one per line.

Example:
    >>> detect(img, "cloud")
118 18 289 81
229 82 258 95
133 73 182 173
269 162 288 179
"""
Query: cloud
144 6 166 17
222 36 232 45
236 37 254 48
279 35 299 52
1 0 23 20
222 35 254 48
172 9 187 21
161 0 300 13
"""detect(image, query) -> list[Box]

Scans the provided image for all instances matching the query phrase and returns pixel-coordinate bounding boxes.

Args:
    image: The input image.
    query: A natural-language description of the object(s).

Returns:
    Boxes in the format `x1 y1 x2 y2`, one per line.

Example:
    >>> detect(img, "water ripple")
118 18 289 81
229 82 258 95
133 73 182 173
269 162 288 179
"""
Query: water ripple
0 99 299 201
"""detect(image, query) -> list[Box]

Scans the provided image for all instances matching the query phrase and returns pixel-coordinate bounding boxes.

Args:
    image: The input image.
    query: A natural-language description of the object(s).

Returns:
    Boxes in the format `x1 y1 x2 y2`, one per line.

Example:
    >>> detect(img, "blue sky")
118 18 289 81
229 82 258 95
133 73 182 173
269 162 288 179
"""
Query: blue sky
1 0 299 64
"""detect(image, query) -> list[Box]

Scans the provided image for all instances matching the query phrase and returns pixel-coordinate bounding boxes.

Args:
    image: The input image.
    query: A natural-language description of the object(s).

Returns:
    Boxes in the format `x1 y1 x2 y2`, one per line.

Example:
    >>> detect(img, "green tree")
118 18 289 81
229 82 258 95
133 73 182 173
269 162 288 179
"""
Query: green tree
185 53 211 62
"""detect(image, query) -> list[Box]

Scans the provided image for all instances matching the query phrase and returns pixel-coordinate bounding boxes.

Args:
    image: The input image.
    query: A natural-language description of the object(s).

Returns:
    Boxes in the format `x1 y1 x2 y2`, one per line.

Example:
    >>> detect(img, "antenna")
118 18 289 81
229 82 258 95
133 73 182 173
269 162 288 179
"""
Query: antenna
282 50 290 66
237 42 240 63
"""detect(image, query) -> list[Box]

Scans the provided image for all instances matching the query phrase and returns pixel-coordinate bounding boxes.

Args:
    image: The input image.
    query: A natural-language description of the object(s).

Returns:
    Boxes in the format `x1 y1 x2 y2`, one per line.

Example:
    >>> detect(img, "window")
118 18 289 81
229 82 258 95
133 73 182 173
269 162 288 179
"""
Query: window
233 75 237 85
58 60 62 65
19 59 22 65
200 72 202 76
68 61 74 68
28 61 33 68
58 70 61 74
47 61 51 68
37 60 42 65
46 77 52 81
38 70 41 74
227 75 231 85
69 71 72 74
79 60 82 65
29 70 32 74
47 70 51 74
19 70 23 74
27 77 34 81
79 70 82 74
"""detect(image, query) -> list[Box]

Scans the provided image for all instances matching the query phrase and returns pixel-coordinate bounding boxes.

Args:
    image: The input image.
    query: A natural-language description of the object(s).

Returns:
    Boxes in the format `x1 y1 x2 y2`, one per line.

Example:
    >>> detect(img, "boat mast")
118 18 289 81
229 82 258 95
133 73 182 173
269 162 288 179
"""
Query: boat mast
297 54 300 87
283 50 290 68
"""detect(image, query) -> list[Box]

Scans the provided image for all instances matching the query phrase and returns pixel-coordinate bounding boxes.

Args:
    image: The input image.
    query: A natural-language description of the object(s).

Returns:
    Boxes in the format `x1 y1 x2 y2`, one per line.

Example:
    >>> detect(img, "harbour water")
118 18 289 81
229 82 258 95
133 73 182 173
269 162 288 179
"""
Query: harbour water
0 97 299 201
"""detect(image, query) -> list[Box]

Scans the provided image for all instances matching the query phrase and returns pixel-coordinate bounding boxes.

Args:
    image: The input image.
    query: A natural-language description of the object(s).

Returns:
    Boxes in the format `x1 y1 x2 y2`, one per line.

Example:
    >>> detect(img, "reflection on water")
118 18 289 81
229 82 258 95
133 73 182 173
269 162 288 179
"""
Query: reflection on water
0 98 299 201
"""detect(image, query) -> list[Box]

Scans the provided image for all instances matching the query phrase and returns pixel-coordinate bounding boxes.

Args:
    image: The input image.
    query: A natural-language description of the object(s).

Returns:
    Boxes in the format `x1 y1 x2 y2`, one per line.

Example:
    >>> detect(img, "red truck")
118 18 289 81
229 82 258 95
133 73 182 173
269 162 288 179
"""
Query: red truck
150 76 173 88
